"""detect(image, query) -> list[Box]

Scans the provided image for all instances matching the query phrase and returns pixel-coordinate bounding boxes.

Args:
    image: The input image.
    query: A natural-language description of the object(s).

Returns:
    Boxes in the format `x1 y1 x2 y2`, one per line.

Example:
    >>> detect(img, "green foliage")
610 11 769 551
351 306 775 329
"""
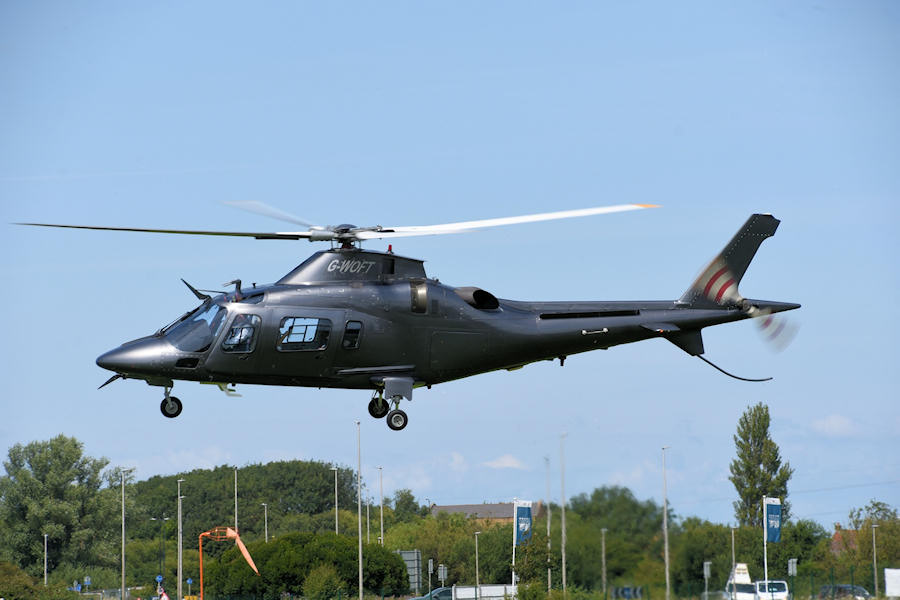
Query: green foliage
392 488 428 522
205 531 407 599
729 403 794 526
0 561 79 600
305 563 347 600
0 435 118 578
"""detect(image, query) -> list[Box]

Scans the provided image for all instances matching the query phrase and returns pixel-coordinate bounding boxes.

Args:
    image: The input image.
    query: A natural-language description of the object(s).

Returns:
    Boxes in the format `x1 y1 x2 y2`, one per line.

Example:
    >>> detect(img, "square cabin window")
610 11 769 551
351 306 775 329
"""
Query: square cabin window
278 317 332 351
222 314 261 353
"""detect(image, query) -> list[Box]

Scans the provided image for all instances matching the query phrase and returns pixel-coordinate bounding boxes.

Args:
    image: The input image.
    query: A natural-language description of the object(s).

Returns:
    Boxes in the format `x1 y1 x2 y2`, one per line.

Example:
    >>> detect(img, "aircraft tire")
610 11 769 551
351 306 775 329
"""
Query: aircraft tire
368 397 389 419
160 396 183 418
386 409 408 431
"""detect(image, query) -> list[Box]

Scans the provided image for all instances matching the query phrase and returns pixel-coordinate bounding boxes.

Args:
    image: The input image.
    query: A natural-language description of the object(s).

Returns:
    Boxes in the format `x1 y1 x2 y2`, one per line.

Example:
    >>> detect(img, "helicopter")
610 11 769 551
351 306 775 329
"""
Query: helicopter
19 204 799 431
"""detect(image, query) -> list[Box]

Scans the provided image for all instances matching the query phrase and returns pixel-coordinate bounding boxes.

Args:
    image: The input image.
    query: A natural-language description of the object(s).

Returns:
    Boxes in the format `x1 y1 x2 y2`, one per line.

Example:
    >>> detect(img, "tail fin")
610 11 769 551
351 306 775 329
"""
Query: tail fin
679 214 780 308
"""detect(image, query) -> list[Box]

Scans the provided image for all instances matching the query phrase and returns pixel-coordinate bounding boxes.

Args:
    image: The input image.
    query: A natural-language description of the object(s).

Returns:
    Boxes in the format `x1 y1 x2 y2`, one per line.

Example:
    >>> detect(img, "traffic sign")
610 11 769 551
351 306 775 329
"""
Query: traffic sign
187 577 193 585
156 574 163 583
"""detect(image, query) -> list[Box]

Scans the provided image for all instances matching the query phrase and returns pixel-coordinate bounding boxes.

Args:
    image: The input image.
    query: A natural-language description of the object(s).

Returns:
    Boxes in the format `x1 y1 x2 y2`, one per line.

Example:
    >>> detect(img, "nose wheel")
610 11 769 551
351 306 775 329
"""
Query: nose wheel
160 387 183 418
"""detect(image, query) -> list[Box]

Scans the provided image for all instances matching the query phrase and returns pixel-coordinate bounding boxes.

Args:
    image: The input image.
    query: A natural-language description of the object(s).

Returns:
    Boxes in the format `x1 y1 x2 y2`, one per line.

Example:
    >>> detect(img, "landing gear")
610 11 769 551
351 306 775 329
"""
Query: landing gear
160 396 183 418
376 376 415 431
160 387 183 418
386 409 408 431
368 394 389 419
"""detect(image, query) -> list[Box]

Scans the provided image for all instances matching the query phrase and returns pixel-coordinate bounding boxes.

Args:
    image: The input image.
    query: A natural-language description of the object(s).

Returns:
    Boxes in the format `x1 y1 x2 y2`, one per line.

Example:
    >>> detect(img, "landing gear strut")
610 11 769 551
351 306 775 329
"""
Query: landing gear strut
376 376 415 431
160 387 183 418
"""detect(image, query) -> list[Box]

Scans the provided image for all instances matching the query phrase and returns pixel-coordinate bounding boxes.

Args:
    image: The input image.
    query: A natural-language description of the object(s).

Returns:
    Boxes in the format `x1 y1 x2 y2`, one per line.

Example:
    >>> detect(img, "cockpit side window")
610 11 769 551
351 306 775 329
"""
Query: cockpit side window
341 321 363 349
166 302 228 353
277 317 332 351
222 314 261 353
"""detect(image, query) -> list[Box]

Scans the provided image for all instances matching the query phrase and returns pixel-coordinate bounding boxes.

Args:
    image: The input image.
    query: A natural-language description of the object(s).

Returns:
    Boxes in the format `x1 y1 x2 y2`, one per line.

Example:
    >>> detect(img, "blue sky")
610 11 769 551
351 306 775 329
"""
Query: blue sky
2 2 897 531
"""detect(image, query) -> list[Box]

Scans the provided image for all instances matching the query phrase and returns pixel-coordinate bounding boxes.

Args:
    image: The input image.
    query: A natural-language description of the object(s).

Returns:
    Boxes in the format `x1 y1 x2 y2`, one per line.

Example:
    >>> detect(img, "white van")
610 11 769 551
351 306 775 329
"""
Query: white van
726 564 757 600
755 581 789 600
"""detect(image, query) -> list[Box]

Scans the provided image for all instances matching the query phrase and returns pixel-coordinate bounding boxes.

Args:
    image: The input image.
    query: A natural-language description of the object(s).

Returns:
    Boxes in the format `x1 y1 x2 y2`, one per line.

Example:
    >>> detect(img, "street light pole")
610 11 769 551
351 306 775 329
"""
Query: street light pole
178 479 185 600
331 466 339 534
150 516 170 586
43 533 48 586
560 433 568 598
234 468 238 533
378 466 384 546
662 446 671 600
601 528 608 597
261 503 268 543
121 467 135 600
872 524 879 598
475 531 482 600
546 456 552 593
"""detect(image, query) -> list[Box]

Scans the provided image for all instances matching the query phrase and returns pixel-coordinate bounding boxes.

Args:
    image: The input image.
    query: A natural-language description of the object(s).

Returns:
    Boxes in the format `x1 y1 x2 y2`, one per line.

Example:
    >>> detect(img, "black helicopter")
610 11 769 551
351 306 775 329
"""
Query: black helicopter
19 204 798 431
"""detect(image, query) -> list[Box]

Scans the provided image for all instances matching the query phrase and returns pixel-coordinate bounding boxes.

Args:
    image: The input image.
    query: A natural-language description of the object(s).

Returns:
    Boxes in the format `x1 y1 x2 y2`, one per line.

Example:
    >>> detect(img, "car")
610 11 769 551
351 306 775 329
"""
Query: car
727 582 758 600
755 580 789 600
412 587 453 600
818 585 872 600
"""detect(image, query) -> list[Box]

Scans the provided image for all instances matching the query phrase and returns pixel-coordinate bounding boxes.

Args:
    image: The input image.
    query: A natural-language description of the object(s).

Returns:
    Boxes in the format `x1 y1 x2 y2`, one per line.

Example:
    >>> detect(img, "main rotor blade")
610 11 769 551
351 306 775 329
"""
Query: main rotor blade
15 222 314 240
354 203 659 239
223 200 322 229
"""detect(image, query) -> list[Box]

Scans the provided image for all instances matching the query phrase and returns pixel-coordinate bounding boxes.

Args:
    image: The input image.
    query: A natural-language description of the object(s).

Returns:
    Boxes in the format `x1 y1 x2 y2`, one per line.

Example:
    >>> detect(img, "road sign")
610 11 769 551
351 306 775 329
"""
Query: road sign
84 575 92 587
157 574 163 583
187 577 193 585
429 558 434 574
788 558 798 576
438 563 447 585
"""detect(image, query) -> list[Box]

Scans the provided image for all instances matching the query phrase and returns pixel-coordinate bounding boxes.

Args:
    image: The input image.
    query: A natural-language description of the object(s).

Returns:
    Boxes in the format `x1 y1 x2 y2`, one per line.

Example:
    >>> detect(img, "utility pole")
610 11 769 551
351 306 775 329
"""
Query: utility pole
177 479 185 600
43 533 48 586
261 503 268 542
662 446 671 600
560 433 568 598
234 468 238 533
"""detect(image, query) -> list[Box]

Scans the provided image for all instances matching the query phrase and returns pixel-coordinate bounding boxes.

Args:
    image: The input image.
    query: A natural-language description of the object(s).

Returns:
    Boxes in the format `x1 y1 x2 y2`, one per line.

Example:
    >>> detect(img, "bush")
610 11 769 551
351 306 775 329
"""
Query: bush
305 563 347 600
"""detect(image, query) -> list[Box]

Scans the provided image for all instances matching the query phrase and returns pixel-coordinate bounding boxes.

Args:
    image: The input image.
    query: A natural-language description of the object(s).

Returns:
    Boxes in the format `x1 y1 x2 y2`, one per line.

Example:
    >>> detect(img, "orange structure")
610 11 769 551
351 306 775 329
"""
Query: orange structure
198 526 260 599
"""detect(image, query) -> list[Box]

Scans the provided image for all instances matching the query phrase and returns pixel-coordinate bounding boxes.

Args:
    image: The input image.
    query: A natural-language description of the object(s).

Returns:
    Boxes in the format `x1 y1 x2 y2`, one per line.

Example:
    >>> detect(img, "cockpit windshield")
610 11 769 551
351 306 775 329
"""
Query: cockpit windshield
163 301 228 352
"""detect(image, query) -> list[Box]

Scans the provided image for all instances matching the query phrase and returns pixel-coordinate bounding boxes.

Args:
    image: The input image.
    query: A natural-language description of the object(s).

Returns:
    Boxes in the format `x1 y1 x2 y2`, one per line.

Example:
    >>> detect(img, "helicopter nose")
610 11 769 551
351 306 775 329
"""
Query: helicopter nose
97 338 169 374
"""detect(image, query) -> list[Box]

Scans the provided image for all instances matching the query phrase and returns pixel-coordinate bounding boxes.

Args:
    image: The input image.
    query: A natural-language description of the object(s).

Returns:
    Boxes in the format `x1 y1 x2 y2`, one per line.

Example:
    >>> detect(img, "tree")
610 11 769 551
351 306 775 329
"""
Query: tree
0 435 118 577
729 403 794 526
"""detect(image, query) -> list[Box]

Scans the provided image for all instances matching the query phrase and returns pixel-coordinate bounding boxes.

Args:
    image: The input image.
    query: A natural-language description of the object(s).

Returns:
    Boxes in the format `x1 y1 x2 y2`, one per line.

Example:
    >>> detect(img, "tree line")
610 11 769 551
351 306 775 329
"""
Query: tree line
1 420 897 599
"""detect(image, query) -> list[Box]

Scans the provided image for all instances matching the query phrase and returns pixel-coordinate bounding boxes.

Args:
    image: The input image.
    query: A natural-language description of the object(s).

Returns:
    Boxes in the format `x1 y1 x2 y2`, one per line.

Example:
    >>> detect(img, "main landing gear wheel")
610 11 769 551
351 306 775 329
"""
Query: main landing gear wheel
160 396 183 418
368 397 389 419
386 409 408 431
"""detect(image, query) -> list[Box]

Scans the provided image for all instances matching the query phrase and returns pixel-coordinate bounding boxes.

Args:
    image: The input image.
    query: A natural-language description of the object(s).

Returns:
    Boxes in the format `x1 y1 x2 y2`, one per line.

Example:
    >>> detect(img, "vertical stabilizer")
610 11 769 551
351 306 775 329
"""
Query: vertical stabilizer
679 214 780 307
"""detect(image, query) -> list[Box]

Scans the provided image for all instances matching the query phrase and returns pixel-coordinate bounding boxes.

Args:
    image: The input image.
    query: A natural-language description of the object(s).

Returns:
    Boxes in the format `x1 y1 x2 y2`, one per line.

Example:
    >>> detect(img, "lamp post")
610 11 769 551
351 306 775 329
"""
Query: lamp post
872 524 879 598
601 528 608 597
560 433 568 597
261 503 268 542
546 456 552 593
121 467 135 600
662 446 671 600
475 531 482 600
178 479 185 600
150 516 170 586
43 533 48 586
331 466 339 534
234 468 238 533
378 466 384 546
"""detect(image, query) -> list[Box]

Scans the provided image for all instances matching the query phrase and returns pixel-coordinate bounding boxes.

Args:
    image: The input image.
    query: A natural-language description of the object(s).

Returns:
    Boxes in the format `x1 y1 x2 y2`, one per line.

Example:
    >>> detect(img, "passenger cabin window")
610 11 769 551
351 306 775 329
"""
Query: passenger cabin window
278 317 332 351
410 282 427 313
342 321 363 349
222 314 261 353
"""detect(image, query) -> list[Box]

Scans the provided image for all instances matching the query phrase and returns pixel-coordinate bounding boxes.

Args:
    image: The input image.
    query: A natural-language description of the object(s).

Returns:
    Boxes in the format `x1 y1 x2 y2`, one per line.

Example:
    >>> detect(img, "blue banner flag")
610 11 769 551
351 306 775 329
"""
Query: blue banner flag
765 498 782 543
515 502 533 545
